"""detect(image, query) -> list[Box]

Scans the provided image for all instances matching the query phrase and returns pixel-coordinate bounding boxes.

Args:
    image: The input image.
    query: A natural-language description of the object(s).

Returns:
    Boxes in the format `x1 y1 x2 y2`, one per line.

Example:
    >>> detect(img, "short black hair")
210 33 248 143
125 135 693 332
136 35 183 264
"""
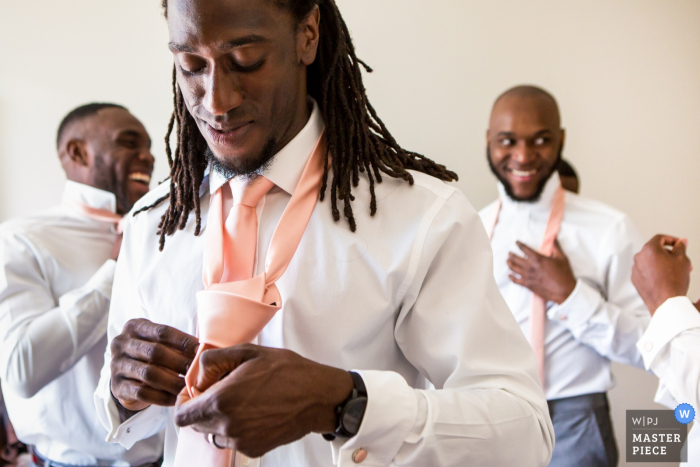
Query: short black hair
56 102 127 149
557 159 578 180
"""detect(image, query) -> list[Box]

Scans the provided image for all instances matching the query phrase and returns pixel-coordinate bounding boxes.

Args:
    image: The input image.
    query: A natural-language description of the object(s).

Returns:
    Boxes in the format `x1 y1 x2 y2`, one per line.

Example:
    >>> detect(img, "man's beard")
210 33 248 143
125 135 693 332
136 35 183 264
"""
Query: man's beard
93 153 130 213
208 138 277 181
486 147 562 203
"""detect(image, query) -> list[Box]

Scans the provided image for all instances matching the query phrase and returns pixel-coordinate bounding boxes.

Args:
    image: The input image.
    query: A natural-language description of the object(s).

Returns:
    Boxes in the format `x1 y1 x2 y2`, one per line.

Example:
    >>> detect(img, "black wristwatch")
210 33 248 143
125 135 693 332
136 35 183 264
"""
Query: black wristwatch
323 371 368 440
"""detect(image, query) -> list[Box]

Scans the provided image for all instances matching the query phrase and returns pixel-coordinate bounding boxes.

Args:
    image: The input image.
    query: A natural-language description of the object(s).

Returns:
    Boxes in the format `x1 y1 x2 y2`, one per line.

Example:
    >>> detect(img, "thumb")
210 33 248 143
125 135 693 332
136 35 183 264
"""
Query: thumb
196 344 260 392
175 385 192 410
671 238 688 257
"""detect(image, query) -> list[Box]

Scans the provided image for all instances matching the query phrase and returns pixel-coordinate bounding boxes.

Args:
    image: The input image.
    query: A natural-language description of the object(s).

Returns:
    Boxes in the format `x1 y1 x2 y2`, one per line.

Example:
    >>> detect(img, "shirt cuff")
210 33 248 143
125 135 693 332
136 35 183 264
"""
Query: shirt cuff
94 375 167 450
331 370 418 466
89 259 117 301
547 279 600 331
636 296 700 370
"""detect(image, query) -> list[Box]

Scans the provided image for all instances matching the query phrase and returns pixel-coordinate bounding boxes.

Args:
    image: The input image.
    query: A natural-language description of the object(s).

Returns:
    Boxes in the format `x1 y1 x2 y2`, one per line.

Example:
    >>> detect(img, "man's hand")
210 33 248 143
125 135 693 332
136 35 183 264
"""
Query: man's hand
507 240 577 304
110 319 199 417
632 235 692 315
110 234 123 261
174 344 354 459
695 299 700 313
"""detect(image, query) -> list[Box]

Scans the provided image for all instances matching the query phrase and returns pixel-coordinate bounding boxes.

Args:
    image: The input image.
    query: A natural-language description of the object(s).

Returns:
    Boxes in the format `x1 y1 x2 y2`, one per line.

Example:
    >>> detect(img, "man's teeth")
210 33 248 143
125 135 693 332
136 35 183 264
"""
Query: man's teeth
129 173 151 183
512 169 536 177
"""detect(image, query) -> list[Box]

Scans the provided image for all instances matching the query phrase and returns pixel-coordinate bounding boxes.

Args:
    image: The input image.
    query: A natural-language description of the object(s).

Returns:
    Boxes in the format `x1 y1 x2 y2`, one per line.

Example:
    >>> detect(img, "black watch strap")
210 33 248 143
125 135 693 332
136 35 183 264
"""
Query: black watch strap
323 371 368 441
349 371 367 397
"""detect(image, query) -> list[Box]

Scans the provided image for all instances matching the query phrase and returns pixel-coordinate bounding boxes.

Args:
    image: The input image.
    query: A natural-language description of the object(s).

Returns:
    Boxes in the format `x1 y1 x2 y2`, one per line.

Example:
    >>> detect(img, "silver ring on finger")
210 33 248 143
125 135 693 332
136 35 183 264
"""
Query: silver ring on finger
207 433 225 450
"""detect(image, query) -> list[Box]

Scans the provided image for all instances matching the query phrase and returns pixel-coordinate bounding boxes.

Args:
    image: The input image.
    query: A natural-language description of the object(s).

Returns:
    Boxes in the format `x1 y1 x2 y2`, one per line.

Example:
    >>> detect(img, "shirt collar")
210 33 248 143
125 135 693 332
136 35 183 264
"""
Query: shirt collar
498 171 562 213
62 180 117 213
209 98 324 195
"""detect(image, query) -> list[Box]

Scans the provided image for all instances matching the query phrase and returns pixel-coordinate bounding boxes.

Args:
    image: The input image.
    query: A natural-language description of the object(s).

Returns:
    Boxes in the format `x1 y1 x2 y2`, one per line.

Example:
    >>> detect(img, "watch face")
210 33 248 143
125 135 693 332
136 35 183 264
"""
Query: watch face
342 397 368 435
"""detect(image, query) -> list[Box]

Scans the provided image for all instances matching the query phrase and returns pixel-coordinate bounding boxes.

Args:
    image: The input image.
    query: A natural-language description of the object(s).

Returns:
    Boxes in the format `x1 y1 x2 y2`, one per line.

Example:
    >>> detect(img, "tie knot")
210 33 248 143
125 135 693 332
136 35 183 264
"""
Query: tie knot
229 176 274 208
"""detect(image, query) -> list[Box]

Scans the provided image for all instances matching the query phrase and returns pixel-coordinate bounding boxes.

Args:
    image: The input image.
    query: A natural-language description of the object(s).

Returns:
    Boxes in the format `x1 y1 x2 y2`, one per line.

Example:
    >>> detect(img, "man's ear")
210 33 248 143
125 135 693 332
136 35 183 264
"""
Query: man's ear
298 5 320 66
559 128 566 152
62 139 89 167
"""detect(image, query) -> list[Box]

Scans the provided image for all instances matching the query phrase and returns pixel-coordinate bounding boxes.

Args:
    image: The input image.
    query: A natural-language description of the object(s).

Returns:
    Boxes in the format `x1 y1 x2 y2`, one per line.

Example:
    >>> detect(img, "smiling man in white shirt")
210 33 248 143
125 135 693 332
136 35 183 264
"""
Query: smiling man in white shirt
0 103 161 466
633 234 700 465
95 1 555 466
480 85 651 466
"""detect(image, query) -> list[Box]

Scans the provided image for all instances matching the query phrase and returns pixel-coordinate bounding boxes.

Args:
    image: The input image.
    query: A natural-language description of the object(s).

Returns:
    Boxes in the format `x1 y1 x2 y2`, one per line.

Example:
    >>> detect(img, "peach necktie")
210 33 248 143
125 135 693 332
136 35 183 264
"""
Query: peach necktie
486 184 566 388
64 200 125 234
173 132 327 467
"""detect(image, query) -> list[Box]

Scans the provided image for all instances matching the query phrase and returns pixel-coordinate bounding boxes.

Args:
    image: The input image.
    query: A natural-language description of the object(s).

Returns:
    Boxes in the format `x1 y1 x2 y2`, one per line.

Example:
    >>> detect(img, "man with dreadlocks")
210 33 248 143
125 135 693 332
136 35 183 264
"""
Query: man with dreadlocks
95 1 554 466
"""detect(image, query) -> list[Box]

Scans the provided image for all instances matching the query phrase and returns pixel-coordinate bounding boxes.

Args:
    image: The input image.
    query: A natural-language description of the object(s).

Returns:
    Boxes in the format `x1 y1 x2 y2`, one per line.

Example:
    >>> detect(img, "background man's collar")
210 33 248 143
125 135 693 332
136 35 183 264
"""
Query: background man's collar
209 98 324 196
62 180 117 213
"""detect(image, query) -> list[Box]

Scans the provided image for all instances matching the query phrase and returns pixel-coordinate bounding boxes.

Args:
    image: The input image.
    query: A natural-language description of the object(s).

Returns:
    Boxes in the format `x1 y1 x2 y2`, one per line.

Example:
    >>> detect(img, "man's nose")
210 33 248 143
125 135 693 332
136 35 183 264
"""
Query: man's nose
139 149 155 168
203 66 243 117
511 142 537 165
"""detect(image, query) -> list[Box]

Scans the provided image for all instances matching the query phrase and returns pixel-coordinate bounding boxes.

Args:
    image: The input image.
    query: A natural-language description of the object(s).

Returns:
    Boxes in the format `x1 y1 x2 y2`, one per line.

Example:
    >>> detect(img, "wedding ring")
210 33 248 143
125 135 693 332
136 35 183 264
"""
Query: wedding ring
207 433 225 450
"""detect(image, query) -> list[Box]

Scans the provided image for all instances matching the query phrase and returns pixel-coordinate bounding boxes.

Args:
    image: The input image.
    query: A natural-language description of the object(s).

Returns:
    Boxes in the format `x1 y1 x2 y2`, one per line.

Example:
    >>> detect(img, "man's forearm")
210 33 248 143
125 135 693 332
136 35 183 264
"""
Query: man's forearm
2 300 108 398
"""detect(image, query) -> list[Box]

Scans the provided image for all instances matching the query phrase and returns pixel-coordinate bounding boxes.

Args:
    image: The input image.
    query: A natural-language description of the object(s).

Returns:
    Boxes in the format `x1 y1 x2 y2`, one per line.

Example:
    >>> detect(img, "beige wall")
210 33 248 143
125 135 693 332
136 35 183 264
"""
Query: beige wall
1 1 699 465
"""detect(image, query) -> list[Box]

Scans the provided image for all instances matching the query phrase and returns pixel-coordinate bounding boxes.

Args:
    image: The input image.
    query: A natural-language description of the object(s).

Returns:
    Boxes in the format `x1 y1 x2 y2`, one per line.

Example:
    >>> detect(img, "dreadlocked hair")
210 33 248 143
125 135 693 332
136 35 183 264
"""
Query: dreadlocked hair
140 0 458 250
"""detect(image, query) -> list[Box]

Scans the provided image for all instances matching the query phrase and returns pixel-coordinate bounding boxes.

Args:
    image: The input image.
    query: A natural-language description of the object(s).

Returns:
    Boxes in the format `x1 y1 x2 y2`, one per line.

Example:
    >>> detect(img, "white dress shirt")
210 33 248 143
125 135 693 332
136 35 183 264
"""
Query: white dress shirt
96 101 555 467
637 296 700 465
480 174 650 401
0 181 162 466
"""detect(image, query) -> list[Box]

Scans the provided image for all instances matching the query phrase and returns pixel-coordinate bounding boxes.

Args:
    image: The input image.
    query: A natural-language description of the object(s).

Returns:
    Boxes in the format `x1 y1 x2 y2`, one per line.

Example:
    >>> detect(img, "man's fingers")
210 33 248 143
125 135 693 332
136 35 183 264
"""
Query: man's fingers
114 379 178 407
174 390 217 429
516 241 541 259
124 319 199 357
118 359 186 395
509 274 526 287
122 338 193 375
508 252 530 266
507 253 530 272
670 238 688 257
196 344 259 392
655 234 682 248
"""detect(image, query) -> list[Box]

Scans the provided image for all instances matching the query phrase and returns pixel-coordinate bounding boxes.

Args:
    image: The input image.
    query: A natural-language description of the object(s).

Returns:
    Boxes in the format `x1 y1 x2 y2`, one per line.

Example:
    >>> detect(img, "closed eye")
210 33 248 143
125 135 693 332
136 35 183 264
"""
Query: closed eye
234 58 265 72
180 65 206 77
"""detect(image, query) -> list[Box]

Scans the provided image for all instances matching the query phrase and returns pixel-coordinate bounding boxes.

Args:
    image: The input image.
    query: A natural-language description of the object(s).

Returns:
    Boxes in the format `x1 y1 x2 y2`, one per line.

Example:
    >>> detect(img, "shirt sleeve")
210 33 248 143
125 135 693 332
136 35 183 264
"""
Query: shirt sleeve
636 296 700 409
0 228 115 399
333 190 555 467
94 215 170 448
547 215 650 368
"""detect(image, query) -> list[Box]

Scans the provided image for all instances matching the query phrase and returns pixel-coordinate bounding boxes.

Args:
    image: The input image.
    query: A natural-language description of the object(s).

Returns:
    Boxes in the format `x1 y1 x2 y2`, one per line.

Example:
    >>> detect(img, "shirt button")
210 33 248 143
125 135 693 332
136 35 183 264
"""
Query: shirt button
126 428 131 434
352 449 368 463
241 456 251 466
644 341 653 352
